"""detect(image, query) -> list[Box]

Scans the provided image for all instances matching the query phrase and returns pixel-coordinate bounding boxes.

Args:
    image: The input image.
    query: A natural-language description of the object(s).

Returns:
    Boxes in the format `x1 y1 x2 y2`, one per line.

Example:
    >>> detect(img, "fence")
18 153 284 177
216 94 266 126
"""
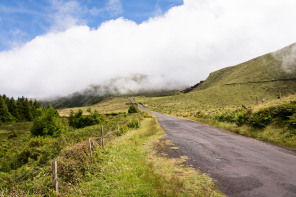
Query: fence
0 126 105 195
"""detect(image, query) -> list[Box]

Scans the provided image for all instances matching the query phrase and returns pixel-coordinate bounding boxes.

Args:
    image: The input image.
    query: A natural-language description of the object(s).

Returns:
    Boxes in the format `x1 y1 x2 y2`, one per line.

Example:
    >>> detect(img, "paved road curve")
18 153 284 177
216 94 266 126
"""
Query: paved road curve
132 99 296 197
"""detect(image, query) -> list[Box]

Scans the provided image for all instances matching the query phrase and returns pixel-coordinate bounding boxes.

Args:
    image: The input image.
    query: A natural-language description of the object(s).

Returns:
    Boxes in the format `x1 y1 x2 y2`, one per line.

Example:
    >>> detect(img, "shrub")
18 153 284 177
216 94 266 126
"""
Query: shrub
127 119 140 128
214 111 235 123
69 109 104 128
16 137 49 166
58 139 99 184
234 109 251 127
271 104 296 120
128 105 138 113
248 109 272 129
287 114 296 134
30 107 66 137
115 125 129 136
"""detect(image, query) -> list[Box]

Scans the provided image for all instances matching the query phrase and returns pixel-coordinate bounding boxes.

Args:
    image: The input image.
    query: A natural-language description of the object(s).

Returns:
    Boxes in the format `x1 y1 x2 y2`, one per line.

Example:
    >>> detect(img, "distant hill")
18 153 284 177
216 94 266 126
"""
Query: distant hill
136 43 296 112
192 43 296 104
41 93 104 109
199 43 296 90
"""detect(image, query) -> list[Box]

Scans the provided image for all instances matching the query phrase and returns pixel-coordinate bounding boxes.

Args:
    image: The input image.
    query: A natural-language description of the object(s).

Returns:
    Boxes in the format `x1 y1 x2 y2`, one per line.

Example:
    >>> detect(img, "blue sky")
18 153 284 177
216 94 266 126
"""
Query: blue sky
0 0 183 51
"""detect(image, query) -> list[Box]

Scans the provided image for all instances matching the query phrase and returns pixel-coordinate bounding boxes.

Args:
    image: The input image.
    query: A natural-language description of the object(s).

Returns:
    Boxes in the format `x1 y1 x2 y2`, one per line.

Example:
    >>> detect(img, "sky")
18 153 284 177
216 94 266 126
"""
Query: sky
0 0 296 98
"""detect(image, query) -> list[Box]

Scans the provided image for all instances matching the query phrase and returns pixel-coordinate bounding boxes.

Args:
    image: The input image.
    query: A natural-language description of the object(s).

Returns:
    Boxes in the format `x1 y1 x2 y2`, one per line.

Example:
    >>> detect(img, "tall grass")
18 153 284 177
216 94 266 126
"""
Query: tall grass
71 117 224 196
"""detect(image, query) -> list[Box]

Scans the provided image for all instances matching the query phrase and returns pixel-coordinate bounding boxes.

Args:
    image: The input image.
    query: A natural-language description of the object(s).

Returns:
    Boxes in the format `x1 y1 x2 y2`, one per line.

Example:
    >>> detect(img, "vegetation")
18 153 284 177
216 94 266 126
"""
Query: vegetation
0 94 41 123
0 97 222 196
66 117 223 196
41 93 104 109
128 105 138 113
30 106 67 137
68 108 105 128
58 97 130 117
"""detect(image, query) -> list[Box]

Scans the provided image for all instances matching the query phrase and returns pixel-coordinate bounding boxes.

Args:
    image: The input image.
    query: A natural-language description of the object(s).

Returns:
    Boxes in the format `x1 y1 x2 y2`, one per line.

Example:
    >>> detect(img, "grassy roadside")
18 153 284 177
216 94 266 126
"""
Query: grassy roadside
72 117 224 196
187 117 296 149
134 94 296 149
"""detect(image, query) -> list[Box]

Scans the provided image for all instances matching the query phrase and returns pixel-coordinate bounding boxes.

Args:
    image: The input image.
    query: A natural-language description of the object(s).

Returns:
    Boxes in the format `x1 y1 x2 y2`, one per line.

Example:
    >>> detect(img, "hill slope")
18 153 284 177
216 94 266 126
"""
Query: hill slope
136 43 296 112
199 43 296 90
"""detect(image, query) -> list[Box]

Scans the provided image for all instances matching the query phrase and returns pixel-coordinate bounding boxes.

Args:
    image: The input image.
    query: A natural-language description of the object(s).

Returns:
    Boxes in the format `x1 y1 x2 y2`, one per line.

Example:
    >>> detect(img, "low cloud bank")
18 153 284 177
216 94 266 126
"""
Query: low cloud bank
273 43 296 73
1 0 296 98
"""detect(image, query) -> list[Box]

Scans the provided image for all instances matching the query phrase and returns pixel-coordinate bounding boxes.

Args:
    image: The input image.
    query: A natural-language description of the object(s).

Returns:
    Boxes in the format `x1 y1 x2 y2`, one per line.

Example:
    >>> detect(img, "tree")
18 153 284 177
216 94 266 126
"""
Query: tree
68 109 104 128
0 96 13 122
128 105 138 113
23 98 33 121
7 97 19 121
31 106 66 137
16 97 25 121
32 100 41 118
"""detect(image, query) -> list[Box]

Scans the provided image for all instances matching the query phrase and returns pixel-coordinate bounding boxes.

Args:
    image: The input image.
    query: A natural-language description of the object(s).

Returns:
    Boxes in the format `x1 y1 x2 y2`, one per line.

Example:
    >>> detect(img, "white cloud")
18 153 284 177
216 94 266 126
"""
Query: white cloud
49 0 87 31
152 3 163 17
1 0 296 98
106 0 123 17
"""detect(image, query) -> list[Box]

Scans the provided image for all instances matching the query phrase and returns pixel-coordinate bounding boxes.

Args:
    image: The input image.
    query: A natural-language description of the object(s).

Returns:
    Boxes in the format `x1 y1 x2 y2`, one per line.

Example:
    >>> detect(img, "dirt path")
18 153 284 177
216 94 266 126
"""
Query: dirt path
134 100 296 197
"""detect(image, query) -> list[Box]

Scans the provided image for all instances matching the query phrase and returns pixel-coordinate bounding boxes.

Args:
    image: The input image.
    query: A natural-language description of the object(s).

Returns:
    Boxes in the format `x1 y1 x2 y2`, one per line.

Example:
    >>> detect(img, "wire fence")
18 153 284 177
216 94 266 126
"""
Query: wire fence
0 127 105 194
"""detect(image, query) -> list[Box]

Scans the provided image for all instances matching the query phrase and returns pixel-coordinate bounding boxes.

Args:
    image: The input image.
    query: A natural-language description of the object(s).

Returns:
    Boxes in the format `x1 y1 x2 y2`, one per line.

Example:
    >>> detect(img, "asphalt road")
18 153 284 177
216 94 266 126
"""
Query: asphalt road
133 99 296 197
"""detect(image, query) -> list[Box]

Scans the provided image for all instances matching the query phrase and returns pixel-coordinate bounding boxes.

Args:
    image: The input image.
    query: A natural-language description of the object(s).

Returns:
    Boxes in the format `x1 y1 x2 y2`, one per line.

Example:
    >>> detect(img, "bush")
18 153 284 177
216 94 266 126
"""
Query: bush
128 105 138 114
287 114 296 134
30 107 67 137
115 125 129 136
271 104 296 120
127 119 140 128
248 109 272 129
16 137 49 166
214 111 235 123
68 109 104 128
234 109 251 127
58 139 99 184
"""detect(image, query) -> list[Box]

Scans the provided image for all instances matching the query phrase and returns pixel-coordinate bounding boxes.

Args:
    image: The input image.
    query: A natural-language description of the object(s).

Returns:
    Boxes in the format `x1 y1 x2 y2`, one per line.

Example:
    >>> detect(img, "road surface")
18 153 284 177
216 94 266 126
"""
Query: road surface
131 98 296 197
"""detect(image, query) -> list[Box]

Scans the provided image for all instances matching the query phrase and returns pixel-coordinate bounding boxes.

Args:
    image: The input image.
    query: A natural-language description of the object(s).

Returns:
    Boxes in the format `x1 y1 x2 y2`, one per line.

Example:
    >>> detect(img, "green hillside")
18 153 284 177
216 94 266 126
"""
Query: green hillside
135 43 296 112
199 43 296 90
41 93 104 109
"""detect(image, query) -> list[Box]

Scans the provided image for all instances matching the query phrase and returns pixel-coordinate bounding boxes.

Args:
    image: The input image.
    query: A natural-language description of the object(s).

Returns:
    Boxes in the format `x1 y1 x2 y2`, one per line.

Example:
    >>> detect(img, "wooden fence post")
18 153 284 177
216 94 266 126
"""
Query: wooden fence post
52 160 58 194
101 126 104 149
88 138 92 157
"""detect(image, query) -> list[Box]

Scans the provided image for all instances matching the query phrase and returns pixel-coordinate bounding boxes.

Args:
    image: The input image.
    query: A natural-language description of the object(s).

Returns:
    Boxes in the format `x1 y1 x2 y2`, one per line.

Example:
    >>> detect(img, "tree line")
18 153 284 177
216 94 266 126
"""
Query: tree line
0 94 41 123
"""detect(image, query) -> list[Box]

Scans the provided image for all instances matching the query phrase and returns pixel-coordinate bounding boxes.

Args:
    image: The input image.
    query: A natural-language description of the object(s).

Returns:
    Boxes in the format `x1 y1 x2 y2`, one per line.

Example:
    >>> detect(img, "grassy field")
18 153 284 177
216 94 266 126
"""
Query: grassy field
58 97 131 117
0 97 223 196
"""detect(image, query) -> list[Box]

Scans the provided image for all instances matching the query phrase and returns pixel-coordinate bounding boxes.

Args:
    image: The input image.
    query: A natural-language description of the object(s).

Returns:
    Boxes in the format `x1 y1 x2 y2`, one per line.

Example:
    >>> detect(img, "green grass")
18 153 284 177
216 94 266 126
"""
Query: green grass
0 98 223 196
70 117 224 196
189 117 296 149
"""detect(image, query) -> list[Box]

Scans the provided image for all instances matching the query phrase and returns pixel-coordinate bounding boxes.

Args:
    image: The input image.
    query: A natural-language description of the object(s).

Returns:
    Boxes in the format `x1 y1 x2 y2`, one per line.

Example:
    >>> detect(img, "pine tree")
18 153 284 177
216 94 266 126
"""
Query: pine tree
32 100 41 118
0 96 13 122
24 98 33 121
7 97 19 121
17 97 25 121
